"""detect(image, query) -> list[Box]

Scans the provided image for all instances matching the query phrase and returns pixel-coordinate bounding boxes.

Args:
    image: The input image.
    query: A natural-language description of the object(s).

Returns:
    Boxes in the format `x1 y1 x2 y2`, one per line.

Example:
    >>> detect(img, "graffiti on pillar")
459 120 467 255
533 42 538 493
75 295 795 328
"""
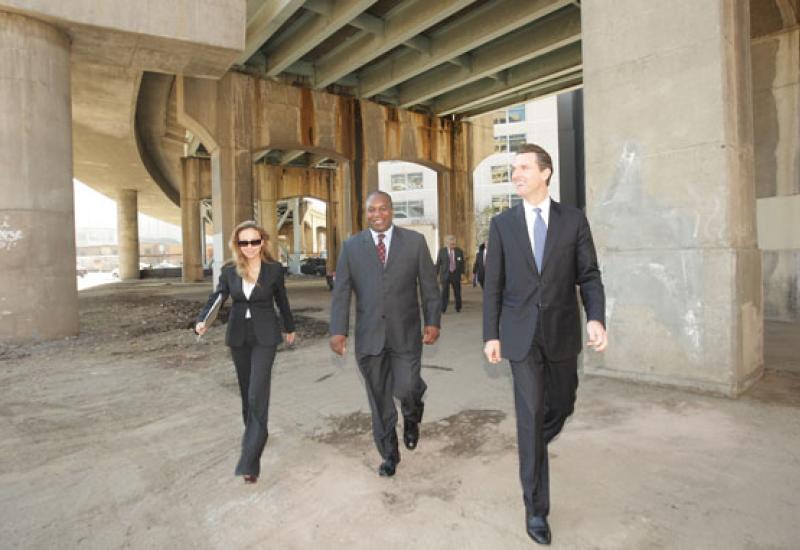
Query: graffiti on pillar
0 217 23 251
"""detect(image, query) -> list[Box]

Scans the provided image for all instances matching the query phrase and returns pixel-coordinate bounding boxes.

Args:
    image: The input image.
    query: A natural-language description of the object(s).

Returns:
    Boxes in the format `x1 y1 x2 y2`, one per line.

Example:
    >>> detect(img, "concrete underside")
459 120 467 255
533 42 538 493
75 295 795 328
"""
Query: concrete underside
0 280 798 549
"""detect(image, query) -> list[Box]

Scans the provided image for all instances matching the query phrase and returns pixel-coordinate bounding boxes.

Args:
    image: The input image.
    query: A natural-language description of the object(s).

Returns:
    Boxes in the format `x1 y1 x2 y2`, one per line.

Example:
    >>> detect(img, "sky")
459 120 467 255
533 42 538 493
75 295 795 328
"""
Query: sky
73 179 182 241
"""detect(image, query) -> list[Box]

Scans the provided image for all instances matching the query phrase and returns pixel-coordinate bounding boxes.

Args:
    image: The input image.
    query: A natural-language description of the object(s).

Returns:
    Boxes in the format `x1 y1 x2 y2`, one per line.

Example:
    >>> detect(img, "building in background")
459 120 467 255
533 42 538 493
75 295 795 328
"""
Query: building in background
473 96 561 244
378 161 439 258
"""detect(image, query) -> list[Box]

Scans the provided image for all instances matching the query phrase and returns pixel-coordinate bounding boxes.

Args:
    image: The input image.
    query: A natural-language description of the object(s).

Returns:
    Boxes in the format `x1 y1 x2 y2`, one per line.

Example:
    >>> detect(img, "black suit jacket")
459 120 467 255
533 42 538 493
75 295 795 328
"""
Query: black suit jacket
435 246 465 282
483 201 605 362
197 262 295 347
472 243 486 285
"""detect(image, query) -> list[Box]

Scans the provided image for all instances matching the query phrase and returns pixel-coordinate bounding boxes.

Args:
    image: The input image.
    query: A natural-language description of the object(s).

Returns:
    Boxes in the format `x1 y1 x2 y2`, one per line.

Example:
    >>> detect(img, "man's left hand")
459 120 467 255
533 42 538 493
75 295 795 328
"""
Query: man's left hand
586 320 608 352
423 326 440 345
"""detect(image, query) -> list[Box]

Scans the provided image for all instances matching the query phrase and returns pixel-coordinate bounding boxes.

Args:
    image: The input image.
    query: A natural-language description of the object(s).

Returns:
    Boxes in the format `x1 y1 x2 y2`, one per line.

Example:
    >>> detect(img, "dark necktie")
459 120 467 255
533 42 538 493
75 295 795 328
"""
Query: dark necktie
376 233 386 265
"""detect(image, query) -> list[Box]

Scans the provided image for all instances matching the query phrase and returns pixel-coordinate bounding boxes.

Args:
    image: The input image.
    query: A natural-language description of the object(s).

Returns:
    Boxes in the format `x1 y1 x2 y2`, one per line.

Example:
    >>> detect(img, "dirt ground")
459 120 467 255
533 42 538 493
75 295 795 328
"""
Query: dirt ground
1 278 799 549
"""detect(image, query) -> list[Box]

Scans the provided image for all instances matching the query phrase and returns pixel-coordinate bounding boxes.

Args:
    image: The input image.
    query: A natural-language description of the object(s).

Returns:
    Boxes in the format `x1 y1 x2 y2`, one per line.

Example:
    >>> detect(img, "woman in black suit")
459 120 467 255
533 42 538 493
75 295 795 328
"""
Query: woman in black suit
195 220 295 484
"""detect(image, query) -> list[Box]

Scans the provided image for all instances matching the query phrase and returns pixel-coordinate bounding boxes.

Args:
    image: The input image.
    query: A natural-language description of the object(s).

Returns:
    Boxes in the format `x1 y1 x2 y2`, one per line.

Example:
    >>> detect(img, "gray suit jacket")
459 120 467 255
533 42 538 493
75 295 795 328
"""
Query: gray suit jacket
329 226 441 356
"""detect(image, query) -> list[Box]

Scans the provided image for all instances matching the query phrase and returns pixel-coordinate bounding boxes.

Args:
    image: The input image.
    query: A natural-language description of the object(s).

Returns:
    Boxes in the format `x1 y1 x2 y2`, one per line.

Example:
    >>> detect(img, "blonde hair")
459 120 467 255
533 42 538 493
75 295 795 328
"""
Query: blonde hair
228 220 276 282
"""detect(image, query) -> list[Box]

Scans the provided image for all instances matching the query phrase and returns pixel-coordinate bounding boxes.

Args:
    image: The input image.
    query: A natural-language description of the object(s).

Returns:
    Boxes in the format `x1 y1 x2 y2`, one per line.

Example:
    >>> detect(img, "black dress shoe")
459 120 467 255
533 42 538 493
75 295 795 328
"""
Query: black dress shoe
378 456 399 477
403 421 419 450
526 515 551 545
243 474 258 484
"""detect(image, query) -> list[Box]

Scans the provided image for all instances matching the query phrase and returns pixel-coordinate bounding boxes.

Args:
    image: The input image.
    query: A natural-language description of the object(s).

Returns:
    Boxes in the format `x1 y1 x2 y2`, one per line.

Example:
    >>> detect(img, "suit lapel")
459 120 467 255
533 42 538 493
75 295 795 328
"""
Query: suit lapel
231 267 244 298
541 201 563 273
384 226 402 271
252 261 268 297
360 230 383 268
511 203 538 274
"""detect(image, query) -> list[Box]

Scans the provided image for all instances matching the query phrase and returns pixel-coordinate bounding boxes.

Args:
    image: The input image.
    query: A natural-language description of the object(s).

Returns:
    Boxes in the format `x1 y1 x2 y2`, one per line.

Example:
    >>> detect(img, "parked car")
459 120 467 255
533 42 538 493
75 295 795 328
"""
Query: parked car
299 257 327 276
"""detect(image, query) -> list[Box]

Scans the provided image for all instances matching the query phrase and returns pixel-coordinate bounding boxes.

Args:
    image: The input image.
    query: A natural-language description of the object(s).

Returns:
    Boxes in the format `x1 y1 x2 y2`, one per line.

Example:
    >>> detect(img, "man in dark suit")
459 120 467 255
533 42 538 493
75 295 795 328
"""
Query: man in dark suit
435 235 465 312
483 144 607 545
330 191 441 477
472 240 487 288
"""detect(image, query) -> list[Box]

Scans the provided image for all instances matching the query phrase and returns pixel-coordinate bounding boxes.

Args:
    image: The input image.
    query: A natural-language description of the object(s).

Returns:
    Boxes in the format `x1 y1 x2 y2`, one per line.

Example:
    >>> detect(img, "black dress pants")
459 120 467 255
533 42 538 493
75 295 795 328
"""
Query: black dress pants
509 330 579 517
356 345 426 460
229 319 277 477
441 272 462 312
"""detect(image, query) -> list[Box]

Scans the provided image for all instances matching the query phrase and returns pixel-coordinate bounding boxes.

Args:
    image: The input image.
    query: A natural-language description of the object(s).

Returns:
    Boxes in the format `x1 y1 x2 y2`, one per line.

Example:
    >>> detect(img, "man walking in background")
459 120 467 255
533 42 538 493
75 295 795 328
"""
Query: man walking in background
436 235 465 313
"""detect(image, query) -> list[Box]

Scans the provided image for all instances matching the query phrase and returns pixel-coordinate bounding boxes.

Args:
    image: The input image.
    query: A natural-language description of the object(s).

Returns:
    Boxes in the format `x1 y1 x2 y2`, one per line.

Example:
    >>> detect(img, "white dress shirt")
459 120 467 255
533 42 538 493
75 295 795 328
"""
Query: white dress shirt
523 195 551 259
369 225 395 260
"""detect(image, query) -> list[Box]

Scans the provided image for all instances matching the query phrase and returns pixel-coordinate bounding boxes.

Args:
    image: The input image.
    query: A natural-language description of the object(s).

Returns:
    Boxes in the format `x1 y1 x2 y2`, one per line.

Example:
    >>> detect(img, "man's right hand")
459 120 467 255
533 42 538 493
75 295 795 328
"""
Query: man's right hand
195 321 207 336
329 334 347 356
483 339 502 363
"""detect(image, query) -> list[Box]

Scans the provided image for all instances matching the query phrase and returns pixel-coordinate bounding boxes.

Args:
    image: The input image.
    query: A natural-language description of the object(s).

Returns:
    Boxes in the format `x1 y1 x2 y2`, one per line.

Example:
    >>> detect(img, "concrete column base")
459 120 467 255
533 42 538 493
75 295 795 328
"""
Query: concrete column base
0 12 77 343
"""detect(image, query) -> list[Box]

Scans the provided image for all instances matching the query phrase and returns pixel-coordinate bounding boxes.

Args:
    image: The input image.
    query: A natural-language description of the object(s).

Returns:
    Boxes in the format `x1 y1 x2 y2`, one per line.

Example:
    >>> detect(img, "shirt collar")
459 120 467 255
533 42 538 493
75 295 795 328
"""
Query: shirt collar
369 224 394 241
523 195 551 213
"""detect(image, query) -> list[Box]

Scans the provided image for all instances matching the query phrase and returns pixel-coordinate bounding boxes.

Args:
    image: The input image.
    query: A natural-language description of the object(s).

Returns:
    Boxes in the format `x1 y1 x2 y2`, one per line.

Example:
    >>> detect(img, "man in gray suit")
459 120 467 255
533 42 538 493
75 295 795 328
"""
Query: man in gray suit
330 190 441 477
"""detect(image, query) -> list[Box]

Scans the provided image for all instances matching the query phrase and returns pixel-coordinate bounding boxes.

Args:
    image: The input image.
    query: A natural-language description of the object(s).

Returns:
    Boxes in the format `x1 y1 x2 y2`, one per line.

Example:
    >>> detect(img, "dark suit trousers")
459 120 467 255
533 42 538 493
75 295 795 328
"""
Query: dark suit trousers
229 319 278 477
356 346 427 460
441 271 462 312
509 329 579 517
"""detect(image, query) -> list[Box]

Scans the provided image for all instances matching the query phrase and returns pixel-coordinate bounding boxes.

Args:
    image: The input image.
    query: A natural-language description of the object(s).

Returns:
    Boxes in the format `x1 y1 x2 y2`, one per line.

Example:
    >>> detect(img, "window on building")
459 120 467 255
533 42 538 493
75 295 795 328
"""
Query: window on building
406 172 423 189
491 165 511 184
508 134 527 153
390 172 424 191
494 136 508 153
507 105 525 123
493 111 507 125
490 193 521 212
390 174 406 191
394 200 425 219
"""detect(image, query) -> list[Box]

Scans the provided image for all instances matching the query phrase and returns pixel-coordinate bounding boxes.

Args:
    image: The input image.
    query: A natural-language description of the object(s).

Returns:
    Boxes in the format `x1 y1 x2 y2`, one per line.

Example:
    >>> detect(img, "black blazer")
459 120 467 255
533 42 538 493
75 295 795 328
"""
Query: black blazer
435 246 465 281
483 201 605 362
197 262 295 347
472 243 486 286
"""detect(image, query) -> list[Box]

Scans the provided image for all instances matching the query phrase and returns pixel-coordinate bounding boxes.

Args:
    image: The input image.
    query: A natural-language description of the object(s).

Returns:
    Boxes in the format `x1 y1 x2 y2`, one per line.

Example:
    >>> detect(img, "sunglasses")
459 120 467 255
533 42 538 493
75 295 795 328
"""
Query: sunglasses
237 239 263 247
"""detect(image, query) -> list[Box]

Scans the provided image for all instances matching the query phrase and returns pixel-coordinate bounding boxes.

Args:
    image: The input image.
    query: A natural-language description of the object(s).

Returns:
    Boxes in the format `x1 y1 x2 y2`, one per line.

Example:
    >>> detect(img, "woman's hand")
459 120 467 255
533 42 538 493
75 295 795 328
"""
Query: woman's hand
285 332 296 345
195 321 207 335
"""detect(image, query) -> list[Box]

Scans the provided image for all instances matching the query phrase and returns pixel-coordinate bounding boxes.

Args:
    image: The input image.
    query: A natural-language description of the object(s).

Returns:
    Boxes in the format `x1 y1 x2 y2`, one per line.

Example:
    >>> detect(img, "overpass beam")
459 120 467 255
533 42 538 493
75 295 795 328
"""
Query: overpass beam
396 7 581 108
0 12 77 343
356 0 573 98
313 0 476 89
265 0 377 77
237 0 306 65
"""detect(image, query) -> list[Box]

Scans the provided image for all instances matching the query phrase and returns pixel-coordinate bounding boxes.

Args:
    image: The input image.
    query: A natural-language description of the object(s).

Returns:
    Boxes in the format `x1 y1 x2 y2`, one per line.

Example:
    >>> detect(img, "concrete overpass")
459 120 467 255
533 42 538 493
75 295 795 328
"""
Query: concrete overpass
2 0 799 398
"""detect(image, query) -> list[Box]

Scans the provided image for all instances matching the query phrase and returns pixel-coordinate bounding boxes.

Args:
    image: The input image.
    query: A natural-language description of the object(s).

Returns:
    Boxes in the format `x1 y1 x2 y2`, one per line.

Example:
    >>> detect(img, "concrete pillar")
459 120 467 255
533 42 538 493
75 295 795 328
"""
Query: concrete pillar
256 163 279 260
210 73 255 283
582 1 763 396
0 12 76 343
289 198 302 273
117 189 140 280
752 24 800 321
180 158 207 282
440 119 477 274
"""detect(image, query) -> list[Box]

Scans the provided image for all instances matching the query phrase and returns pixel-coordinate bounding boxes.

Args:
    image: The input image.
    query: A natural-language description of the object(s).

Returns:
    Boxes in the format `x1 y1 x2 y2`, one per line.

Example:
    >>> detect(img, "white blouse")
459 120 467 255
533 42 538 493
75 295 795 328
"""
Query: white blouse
242 278 255 318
